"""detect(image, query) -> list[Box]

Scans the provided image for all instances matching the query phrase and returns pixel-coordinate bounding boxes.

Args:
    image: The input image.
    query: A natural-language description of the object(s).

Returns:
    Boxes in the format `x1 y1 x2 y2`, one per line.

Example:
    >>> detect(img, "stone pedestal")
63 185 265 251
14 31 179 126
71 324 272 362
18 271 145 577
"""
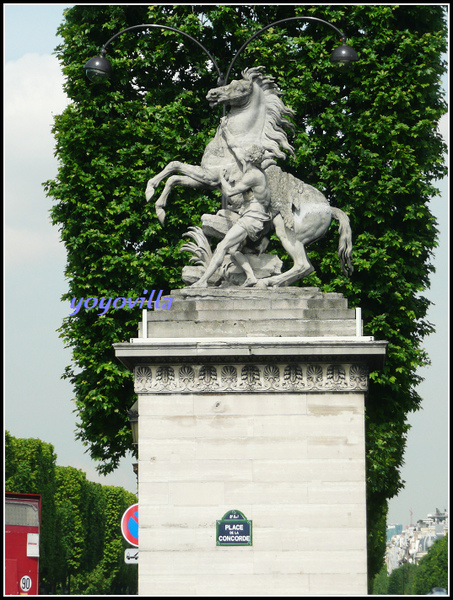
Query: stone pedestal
114 288 387 596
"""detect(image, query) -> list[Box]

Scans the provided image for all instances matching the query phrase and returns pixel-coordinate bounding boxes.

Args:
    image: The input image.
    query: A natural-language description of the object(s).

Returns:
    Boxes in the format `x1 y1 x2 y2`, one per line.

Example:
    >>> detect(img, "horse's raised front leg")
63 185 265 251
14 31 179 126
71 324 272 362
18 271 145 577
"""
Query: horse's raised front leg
145 161 218 202
154 175 212 224
145 161 182 202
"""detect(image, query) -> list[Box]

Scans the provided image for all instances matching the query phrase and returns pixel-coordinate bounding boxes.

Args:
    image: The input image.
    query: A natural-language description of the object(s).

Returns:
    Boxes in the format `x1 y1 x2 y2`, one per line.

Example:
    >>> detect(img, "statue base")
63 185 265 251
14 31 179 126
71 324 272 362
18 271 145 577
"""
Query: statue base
114 288 387 596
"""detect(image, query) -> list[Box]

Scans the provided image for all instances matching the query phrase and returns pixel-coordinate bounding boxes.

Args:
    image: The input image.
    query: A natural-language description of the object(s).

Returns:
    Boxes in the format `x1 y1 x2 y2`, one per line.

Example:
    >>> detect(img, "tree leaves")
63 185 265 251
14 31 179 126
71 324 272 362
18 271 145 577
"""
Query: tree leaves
5 432 137 593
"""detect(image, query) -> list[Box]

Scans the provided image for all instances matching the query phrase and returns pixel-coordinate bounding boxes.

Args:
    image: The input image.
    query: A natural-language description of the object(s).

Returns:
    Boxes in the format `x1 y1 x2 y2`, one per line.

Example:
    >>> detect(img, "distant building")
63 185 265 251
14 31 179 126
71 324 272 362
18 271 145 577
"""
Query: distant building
385 508 448 574
387 523 403 542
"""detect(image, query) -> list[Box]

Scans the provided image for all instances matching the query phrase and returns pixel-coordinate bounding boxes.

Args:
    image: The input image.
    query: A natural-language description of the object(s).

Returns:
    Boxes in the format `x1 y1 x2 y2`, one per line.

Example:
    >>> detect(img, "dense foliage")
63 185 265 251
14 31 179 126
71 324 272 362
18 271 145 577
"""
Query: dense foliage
5 433 137 594
411 536 449 595
372 536 448 595
5 432 59 586
387 562 419 595
44 5 447 583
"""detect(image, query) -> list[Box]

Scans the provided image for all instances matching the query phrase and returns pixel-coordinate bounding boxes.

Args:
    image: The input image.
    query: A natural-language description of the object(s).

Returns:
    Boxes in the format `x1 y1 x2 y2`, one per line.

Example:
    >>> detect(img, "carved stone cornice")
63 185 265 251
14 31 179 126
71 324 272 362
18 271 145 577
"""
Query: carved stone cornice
114 336 388 372
134 362 369 394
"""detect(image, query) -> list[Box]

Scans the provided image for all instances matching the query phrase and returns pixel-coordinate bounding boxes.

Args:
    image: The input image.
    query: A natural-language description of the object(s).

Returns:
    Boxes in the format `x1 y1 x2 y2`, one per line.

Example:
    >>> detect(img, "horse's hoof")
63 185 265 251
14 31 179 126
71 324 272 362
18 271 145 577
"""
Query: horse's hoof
190 279 208 288
156 207 166 224
257 277 272 288
145 183 156 202
242 278 258 288
254 280 267 289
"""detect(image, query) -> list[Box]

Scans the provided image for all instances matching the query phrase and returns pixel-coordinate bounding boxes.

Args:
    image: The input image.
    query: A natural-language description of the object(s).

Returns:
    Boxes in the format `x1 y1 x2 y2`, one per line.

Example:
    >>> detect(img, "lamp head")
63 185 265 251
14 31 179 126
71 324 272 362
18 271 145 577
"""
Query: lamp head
127 401 138 445
84 54 113 82
330 43 359 66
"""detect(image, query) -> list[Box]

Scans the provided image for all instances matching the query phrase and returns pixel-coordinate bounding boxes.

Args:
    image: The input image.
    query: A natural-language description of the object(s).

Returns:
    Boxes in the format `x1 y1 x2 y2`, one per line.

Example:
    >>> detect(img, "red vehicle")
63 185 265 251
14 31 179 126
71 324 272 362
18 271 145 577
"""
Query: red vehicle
5 493 41 595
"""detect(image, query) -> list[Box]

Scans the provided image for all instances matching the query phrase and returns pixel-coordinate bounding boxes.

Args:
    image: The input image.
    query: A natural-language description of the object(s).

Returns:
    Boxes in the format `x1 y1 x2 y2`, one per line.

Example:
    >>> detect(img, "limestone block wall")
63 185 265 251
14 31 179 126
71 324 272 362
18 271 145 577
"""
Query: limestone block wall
137 386 367 596
113 288 387 596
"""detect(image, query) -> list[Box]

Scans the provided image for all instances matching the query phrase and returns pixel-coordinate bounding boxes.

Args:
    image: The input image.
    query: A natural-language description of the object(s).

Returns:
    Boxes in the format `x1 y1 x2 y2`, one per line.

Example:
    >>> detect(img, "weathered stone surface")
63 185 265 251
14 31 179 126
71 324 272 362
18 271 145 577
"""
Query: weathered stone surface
222 253 283 285
135 389 368 596
141 287 360 339
181 245 283 286
113 288 386 597
147 317 357 338
182 253 282 286
201 210 239 238
181 265 222 286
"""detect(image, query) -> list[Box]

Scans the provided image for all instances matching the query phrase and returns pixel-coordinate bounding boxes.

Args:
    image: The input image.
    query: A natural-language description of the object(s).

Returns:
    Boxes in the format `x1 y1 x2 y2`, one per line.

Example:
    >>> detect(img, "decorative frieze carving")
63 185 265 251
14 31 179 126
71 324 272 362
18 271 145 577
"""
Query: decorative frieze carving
134 363 368 394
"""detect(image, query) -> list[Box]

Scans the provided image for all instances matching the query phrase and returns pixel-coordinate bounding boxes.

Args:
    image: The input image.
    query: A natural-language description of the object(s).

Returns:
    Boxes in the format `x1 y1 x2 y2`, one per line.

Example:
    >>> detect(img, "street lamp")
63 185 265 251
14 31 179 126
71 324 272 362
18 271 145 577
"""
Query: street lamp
83 54 113 83
84 23 223 84
127 400 138 483
222 16 358 85
127 400 138 446
84 16 359 206
84 16 358 86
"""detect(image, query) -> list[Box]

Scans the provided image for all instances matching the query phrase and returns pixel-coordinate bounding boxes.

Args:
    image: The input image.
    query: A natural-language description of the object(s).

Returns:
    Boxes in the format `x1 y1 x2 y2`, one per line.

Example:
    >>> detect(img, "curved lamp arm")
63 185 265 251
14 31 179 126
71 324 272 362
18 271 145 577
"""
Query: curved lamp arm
85 23 223 84
224 15 357 85
85 18 357 85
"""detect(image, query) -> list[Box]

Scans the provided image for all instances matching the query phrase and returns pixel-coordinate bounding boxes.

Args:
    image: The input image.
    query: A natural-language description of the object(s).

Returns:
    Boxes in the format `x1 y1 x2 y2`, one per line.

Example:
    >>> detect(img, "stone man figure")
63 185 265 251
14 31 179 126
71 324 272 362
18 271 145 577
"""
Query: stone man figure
191 144 272 288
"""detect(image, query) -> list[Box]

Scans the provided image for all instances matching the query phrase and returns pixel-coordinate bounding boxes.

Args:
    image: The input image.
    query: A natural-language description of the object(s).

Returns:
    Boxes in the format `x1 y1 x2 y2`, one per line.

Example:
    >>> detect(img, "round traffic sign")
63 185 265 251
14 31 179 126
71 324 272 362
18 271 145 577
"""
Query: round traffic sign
121 503 138 547
20 575 32 592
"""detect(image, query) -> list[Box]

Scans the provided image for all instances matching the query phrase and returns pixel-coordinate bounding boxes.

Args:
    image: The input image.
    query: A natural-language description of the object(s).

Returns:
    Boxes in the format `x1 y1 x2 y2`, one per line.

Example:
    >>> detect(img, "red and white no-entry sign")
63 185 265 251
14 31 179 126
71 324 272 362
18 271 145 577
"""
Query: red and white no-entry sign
121 503 138 547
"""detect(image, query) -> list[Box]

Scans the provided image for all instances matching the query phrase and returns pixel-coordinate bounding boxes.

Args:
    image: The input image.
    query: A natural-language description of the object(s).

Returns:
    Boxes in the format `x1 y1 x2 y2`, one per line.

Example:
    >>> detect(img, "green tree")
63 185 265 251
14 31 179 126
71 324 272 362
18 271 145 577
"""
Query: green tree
45 5 448 583
5 430 17 480
5 434 59 590
54 466 106 592
388 562 418 595
411 536 448 595
5 434 137 594
55 467 88 582
101 486 138 595
54 467 138 595
71 485 138 595
371 563 389 595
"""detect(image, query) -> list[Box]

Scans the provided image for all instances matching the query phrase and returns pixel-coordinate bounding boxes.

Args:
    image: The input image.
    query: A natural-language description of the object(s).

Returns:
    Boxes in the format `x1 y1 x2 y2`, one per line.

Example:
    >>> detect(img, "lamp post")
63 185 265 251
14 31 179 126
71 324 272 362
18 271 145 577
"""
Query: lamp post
84 15 358 207
127 400 138 484
84 23 223 84
84 16 358 86
222 16 358 86
127 400 139 445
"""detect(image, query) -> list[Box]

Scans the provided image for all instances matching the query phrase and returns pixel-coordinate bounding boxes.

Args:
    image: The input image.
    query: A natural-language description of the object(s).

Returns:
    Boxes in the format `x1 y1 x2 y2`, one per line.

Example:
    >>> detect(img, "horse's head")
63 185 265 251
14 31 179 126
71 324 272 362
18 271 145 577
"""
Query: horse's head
206 78 253 108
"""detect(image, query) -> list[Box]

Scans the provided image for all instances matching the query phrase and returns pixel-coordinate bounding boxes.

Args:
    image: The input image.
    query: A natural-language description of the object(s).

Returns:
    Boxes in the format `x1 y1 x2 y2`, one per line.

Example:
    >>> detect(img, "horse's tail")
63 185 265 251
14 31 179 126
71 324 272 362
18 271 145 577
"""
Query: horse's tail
331 207 353 276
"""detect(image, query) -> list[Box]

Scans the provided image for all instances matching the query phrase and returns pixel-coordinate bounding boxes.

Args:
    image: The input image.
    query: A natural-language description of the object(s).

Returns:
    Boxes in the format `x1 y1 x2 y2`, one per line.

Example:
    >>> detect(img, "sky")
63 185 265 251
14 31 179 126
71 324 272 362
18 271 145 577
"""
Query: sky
4 4 449 524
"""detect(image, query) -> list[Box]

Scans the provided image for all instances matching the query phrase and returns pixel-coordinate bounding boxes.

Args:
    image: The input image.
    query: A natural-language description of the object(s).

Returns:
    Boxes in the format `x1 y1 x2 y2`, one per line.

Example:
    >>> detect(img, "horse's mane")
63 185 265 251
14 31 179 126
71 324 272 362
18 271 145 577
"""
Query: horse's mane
242 66 295 163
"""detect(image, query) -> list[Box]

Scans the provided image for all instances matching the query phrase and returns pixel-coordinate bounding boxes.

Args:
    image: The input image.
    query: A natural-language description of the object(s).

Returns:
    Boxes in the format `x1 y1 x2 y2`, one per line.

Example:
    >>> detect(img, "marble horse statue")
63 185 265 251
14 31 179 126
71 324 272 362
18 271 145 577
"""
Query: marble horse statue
145 67 353 287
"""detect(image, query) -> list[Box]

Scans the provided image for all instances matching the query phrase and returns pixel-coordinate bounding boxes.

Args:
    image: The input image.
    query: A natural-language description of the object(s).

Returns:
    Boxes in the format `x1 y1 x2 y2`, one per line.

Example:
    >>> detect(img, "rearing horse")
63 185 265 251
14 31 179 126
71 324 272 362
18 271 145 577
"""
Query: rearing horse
145 66 295 222
145 66 353 286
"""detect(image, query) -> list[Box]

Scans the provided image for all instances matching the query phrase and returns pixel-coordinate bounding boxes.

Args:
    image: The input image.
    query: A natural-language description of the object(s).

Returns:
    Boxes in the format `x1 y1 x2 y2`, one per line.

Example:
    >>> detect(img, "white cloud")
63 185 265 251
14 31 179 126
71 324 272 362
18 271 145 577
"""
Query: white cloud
5 53 68 162
5 53 69 266
5 224 66 269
